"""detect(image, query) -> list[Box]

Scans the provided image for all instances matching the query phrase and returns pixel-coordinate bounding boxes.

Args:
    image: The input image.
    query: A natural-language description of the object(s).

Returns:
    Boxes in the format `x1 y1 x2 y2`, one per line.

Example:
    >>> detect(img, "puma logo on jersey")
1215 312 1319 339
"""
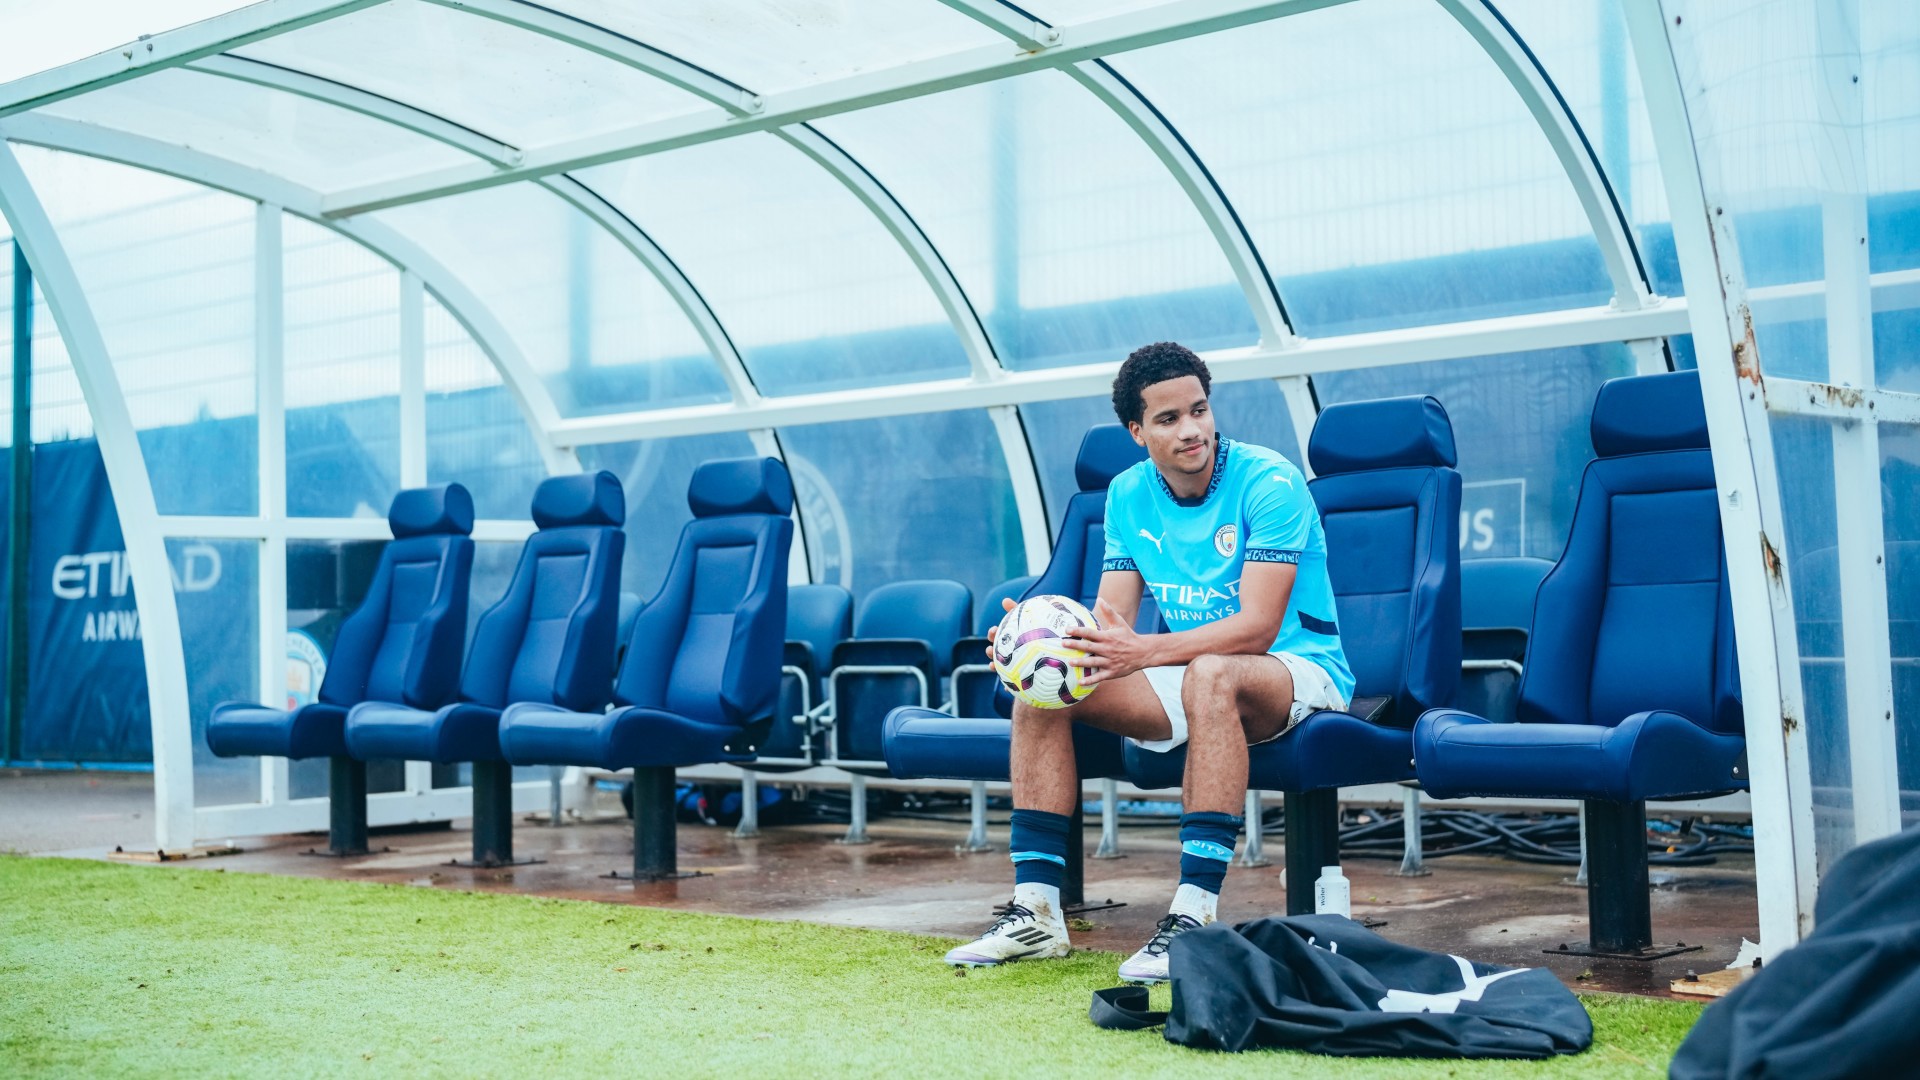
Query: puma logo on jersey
1138 529 1165 553
1271 472 1294 488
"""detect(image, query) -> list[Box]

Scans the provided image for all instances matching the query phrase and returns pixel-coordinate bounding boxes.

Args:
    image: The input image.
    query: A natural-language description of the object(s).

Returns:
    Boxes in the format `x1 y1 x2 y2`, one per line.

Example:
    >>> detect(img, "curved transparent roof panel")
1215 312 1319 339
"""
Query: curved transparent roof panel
1665 0 1920 387
1026 1 1169 19
1494 0 1677 295
36 70 468 191
1865 0 1920 215
373 182 730 417
816 69 1257 371
581 133 971 395
18 147 257 516
1111 0 1614 337
541 0 1003 94
235 1 714 150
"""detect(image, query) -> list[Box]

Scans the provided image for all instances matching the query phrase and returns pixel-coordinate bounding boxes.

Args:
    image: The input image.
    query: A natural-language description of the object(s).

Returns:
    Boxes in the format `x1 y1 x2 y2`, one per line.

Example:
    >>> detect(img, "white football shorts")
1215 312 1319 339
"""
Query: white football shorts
1131 652 1348 754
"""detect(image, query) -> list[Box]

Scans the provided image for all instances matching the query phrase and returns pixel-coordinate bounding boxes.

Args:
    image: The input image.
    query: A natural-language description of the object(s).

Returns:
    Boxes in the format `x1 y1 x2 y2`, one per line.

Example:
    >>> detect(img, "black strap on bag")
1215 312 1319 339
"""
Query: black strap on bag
1089 986 1167 1031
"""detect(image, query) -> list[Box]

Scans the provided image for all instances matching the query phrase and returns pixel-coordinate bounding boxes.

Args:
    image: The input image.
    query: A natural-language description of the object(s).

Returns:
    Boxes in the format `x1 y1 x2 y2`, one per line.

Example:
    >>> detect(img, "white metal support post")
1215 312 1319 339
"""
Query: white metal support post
1625 0 1817 951
989 405 1054 574
397 271 437 799
256 203 290 808
1815 0 1901 845
0 141 199 850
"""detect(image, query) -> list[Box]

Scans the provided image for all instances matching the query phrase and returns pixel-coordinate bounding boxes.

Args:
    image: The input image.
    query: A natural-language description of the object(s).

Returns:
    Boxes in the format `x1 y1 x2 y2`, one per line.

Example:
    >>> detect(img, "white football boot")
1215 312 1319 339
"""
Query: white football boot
944 900 1072 967
1116 912 1208 984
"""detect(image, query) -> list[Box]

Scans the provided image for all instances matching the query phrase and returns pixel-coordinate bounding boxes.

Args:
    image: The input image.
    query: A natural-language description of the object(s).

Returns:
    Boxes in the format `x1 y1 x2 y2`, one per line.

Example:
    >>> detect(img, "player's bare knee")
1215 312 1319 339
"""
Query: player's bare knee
1182 653 1228 691
1181 654 1235 713
1011 699 1055 725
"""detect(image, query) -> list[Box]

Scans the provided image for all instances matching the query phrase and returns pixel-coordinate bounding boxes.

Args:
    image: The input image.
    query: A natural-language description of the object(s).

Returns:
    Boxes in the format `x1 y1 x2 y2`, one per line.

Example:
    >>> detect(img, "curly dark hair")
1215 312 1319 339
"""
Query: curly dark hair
1111 341 1212 426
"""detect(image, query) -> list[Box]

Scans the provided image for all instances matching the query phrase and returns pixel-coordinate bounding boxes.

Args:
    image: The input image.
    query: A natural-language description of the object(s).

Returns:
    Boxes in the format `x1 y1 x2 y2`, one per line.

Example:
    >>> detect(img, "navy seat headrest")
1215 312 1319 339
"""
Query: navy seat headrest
688 457 794 518
531 471 625 530
1308 396 1457 476
388 483 474 539
1590 370 1710 457
1075 424 1149 492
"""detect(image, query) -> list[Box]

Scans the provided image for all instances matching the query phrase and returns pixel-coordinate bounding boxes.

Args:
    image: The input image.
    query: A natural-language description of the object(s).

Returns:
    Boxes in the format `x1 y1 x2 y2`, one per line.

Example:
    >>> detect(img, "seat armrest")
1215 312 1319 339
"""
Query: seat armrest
783 640 818 683
780 664 813 722
952 636 991 673
830 638 936 678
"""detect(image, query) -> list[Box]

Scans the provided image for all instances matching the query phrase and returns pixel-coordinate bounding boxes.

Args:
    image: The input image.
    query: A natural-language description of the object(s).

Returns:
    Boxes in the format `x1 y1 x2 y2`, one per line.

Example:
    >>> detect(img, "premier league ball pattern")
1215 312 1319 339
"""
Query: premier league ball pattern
991 595 1100 710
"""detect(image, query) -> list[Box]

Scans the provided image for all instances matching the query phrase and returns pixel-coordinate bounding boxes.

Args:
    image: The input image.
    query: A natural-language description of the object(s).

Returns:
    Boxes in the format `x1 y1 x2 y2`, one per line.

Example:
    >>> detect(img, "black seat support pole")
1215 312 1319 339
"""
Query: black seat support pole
1584 798 1653 953
633 765 678 880
1283 788 1340 916
327 756 369 856
471 759 515 866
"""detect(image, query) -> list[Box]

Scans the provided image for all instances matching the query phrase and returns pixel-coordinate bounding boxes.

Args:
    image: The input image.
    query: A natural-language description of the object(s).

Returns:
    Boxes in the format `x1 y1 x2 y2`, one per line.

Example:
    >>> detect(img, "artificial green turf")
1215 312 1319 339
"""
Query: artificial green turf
0 856 1699 1078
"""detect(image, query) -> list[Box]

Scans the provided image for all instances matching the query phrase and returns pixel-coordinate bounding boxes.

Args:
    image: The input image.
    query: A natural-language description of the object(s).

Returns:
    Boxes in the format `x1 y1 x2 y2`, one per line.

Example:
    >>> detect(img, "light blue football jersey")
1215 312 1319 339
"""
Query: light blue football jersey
1102 436 1355 703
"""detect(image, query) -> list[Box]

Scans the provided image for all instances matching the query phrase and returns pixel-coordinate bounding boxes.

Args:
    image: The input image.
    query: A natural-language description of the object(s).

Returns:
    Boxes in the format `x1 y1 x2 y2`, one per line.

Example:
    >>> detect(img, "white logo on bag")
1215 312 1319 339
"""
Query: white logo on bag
1214 524 1238 558
1138 528 1165 553
1376 955 1528 1015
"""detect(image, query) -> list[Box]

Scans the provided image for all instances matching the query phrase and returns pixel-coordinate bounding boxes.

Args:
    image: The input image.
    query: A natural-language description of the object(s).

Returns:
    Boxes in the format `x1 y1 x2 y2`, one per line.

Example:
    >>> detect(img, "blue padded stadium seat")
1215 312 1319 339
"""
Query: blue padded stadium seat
882 425 1151 886
1413 369 1744 956
756 583 851 765
830 579 973 764
885 424 1152 789
207 484 475 854
1463 557 1554 634
823 578 972 844
945 575 1041 722
346 471 625 865
1122 396 1462 913
498 457 792 878
1456 557 1553 722
976 576 1040 637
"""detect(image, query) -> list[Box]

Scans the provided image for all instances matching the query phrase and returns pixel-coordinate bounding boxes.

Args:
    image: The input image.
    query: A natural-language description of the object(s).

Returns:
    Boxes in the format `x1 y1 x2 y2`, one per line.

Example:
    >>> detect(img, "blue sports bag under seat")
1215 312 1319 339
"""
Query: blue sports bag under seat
1089 914 1591 1060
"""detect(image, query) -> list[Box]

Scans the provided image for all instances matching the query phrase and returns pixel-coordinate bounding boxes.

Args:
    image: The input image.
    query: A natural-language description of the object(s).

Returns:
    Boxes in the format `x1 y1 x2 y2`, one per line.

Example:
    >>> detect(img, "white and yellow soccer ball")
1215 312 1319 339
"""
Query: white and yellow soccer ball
991 595 1101 710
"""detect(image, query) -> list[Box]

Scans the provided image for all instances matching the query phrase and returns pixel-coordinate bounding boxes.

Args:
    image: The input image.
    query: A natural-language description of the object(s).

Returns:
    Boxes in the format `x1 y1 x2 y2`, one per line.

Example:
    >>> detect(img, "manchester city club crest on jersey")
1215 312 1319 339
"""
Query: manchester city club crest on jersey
1214 523 1238 558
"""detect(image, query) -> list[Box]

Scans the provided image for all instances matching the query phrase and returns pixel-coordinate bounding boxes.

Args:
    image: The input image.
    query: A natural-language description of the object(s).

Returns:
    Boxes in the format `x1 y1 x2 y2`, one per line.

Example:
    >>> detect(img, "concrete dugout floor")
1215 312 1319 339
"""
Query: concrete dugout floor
2 769 1757 998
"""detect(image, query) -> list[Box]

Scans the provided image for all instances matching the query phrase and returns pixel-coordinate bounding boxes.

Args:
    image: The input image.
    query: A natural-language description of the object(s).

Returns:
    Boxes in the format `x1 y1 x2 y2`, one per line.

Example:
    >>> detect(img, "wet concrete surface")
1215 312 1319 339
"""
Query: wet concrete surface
0 768 155 853
9 771 1759 999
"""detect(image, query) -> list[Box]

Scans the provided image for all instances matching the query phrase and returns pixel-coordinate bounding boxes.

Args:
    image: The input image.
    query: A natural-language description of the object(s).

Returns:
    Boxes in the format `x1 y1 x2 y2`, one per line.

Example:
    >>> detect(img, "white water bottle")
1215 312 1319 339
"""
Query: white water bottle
1314 865 1350 918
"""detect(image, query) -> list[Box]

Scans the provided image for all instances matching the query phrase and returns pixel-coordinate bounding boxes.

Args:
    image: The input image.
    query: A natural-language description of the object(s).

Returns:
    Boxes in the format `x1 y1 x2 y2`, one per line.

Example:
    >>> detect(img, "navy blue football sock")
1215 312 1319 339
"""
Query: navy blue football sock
1009 808 1071 890
1178 811 1244 895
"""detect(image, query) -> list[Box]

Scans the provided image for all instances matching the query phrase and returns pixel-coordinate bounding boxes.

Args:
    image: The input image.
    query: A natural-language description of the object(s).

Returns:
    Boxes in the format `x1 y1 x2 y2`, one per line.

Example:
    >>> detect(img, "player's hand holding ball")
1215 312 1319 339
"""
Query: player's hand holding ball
989 595 1101 709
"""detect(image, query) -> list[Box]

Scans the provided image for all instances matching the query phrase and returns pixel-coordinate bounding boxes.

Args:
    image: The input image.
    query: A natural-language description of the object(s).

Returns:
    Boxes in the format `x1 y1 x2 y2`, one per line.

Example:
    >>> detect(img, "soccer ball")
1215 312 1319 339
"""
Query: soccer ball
991 595 1100 710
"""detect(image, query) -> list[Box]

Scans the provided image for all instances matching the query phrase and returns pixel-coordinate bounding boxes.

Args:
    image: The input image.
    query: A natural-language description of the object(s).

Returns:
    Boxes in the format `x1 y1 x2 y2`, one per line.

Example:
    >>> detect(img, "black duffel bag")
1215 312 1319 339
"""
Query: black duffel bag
1671 823 1920 1080
1090 914 1592 1060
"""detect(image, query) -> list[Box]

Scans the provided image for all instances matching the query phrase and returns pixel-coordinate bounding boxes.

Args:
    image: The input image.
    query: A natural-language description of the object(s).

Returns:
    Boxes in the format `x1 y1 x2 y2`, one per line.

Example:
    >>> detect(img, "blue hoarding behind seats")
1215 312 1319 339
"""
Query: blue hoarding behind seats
25 440 147 762
20 440 256 766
